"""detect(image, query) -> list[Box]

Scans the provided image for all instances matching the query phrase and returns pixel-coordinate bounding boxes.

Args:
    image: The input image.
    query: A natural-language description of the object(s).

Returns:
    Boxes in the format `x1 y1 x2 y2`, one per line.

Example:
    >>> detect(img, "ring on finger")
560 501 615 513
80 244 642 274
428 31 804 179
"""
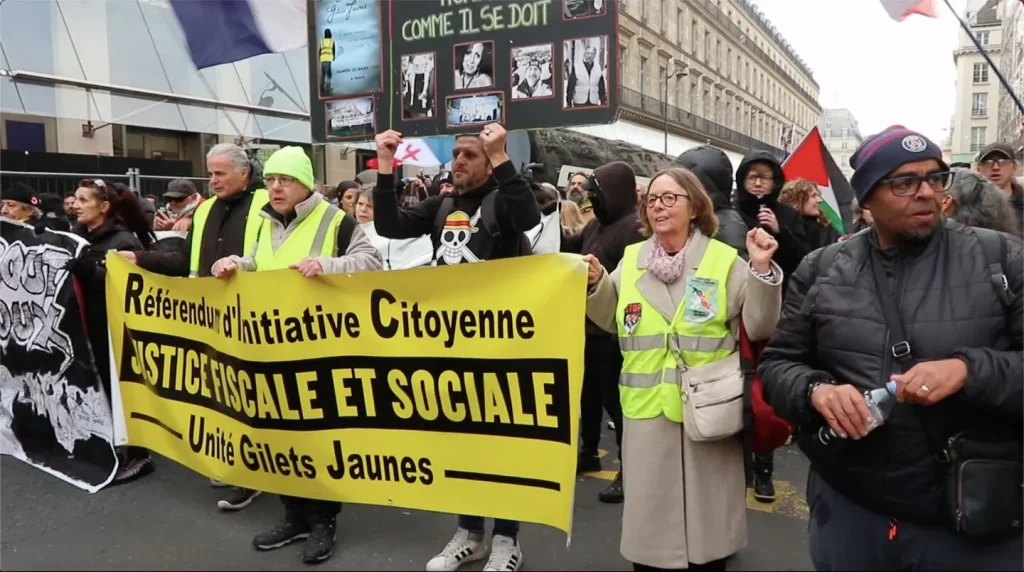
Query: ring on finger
920 385 931 394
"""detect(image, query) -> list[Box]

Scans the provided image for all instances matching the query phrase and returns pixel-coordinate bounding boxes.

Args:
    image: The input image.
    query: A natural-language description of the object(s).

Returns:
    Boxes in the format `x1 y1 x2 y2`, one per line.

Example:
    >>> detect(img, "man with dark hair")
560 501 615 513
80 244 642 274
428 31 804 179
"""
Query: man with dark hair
760 126 1023 570
373 123 539 572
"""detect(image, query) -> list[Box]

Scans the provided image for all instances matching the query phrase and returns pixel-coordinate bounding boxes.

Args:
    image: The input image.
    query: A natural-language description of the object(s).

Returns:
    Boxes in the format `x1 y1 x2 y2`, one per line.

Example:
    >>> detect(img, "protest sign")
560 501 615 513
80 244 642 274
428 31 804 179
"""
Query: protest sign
105 253 586 533
0 220 118 492
308 0 619 142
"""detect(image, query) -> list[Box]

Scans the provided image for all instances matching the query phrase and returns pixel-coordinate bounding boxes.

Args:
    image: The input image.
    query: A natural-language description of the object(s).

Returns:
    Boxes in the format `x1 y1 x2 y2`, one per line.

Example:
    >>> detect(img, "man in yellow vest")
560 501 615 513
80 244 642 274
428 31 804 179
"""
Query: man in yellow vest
211 145 381 564
121 143 270 511
320 29 335 94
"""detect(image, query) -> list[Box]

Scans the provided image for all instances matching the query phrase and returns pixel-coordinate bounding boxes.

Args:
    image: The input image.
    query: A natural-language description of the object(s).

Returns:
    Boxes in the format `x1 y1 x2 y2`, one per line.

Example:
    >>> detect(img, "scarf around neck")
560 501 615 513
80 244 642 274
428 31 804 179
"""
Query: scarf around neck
646 237 690 284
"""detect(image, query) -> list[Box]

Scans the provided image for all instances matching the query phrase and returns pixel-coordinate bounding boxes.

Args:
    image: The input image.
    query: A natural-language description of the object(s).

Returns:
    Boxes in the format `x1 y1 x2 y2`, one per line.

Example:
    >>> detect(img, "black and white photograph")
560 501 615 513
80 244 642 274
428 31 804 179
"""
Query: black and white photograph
325 96 376 140
562 36 609 110
563 0 606 20
446 92 504 129
511 44 555 101
453 41 495 91
400 52 437 121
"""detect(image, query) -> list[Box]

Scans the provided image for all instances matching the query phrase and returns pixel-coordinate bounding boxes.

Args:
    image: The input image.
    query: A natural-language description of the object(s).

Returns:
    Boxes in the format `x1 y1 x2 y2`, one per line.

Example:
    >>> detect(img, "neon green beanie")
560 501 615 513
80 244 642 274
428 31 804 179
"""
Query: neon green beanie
264 146 315 191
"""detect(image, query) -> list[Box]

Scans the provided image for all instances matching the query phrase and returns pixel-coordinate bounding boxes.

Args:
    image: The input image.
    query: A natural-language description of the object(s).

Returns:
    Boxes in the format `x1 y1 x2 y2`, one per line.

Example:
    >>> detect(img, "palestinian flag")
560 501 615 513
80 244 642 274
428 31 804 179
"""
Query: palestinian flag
782 127 855 234
880 0 936 21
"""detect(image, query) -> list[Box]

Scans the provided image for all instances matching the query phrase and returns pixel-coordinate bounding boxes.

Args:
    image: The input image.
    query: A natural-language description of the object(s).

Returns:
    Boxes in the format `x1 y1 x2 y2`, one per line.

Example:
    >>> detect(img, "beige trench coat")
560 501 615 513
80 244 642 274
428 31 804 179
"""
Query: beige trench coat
587 230 782 568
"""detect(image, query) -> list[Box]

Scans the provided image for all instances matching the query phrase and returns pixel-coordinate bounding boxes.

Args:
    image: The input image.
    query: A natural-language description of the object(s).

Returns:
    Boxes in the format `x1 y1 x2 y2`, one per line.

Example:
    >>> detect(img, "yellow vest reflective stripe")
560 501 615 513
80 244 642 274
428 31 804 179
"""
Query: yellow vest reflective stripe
188 189 269 278
615 239 737 422
319 39 334 62
252 200 345 272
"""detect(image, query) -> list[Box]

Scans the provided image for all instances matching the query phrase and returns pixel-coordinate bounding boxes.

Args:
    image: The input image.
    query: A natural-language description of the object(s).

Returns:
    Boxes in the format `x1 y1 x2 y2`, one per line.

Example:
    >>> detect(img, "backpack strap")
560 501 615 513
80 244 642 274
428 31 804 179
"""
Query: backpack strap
335 213 357 255
432 194 456 246
814 241 845 282
970 226 1012 307
480 190 502 239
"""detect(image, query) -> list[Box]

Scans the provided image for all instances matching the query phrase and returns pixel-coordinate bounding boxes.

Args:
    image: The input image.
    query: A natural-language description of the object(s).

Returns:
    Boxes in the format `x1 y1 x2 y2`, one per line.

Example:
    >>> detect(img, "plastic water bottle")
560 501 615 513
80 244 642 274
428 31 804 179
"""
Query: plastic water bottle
818 380 898 446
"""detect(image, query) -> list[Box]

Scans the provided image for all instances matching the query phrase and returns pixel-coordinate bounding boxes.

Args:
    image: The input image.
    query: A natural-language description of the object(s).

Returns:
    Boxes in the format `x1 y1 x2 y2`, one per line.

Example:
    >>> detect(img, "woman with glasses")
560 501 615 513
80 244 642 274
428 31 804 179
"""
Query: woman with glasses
583 168 783 572
68 179 156 484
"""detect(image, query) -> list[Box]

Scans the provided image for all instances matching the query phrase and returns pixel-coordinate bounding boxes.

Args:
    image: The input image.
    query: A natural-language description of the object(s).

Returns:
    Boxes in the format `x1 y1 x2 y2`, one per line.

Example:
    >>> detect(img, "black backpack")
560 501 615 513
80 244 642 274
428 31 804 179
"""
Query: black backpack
432 191 533 258
813 225 1012 308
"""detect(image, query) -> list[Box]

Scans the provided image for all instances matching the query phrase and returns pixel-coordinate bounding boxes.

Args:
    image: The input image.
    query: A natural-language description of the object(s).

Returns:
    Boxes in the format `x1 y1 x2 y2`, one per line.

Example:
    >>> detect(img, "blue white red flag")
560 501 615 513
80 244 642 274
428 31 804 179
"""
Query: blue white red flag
170 0 307 70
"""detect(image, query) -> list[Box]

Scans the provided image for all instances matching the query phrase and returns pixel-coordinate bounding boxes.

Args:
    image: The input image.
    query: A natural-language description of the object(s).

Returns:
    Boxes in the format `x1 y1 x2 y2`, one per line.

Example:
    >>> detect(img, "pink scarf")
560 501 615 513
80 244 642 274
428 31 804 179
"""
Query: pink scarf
646 237 689 284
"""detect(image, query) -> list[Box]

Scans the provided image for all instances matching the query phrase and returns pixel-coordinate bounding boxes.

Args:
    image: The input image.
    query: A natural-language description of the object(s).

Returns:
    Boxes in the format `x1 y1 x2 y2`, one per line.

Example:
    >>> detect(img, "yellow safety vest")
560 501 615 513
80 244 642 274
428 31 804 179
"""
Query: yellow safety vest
319 38 334 62
615 239 738 422
253 199 345 272
189 189 269 278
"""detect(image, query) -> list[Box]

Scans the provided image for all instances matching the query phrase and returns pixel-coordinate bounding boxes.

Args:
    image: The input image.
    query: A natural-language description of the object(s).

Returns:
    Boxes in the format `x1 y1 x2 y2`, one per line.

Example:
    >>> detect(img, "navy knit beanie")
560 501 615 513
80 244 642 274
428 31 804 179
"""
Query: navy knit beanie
849 126 947 204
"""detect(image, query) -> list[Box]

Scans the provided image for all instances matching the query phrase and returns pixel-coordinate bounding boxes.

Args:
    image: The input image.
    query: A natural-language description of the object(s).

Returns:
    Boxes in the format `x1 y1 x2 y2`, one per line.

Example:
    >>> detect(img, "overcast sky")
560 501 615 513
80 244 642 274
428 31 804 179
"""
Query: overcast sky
750 0 969 144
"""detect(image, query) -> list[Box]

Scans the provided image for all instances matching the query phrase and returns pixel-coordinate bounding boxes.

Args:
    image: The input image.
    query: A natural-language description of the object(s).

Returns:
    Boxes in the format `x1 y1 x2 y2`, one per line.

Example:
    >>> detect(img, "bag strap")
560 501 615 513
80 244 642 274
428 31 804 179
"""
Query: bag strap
432 194 456 236
481 190 502 239
970 226 1011 308
868 251 949 459
814 241 844 281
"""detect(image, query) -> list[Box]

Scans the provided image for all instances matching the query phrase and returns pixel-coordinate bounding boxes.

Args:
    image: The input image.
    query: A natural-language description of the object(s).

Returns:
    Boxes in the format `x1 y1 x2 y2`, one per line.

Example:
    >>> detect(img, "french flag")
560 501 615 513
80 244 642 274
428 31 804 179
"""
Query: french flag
171 0 307 70
880 0 937 21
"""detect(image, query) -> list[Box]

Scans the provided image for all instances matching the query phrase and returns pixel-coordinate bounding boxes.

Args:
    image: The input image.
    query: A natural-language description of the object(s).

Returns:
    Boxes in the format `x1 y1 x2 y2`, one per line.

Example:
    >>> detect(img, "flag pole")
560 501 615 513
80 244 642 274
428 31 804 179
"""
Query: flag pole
942 0 1024 116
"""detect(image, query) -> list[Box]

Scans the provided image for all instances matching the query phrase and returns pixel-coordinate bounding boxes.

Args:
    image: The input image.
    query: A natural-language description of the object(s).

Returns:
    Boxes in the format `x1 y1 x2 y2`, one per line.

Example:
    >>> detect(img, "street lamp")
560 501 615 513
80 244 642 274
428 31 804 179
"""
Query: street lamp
663 62 688 154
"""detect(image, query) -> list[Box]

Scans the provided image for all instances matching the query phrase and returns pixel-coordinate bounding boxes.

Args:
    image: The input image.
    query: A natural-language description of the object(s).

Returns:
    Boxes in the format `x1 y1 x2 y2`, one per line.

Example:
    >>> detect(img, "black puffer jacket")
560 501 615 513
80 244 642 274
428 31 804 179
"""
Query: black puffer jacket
758 224 1024 524
674 145 748 259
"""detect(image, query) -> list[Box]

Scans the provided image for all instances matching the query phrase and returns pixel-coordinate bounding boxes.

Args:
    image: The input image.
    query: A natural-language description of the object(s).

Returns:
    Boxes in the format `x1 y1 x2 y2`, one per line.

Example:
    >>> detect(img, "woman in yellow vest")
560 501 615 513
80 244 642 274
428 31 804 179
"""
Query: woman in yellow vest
210 146 381 564
584 167 783 572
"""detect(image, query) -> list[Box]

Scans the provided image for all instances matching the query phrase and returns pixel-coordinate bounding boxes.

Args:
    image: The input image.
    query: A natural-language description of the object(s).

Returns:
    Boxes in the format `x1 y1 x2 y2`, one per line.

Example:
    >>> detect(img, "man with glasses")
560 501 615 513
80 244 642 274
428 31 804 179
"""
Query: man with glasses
154 178 201 232
759 126 1023 570
975 142 1023 229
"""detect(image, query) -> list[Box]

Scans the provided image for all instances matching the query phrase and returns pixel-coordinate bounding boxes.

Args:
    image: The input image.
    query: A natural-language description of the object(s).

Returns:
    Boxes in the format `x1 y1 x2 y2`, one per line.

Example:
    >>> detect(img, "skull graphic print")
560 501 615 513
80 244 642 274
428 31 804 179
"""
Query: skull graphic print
436 210 480 265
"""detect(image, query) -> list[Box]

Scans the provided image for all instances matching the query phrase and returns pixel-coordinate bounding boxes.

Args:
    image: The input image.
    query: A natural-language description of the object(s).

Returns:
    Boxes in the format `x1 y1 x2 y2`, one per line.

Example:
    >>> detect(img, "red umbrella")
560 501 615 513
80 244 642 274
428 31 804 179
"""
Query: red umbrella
365 157 402 170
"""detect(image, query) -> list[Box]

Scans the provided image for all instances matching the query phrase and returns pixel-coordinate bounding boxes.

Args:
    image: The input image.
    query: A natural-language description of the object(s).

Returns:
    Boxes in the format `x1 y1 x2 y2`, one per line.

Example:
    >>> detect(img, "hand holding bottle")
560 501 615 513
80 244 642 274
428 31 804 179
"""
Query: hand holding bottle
810 383 875 440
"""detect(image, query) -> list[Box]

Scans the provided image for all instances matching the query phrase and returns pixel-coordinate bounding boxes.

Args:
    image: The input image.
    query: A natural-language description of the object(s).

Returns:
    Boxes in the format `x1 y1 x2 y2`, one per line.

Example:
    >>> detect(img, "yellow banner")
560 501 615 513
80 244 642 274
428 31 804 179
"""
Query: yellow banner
105 253 586 533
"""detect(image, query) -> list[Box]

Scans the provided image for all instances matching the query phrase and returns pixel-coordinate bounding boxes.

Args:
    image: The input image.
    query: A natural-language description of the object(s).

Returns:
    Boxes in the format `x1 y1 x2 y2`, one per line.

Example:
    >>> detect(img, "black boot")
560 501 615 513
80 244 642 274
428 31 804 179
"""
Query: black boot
577 453 602 474
253 519 310 551
598 471 624 504
302 520 337 564
753 470 775 503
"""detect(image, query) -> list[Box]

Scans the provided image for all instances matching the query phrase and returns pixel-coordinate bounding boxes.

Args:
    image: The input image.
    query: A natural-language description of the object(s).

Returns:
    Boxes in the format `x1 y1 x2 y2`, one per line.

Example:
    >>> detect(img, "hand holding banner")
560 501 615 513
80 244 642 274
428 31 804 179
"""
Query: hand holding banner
104 253 586 533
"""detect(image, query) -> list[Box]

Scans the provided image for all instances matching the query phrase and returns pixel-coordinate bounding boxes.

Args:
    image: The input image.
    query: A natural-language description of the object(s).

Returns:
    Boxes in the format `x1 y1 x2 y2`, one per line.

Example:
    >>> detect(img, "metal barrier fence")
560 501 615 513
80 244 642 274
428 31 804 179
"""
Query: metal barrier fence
1 169 209 201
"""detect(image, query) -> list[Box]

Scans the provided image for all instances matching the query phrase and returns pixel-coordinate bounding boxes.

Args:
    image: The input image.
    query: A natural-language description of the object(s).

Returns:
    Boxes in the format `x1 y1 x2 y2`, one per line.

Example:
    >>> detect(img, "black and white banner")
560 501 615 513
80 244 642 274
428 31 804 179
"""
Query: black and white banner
0 218 118 491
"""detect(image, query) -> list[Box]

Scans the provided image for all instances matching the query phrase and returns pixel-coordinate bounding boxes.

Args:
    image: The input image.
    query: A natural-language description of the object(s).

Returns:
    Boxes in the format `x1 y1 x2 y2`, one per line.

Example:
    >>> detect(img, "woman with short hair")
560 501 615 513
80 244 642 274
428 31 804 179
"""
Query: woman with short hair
584 167 783 572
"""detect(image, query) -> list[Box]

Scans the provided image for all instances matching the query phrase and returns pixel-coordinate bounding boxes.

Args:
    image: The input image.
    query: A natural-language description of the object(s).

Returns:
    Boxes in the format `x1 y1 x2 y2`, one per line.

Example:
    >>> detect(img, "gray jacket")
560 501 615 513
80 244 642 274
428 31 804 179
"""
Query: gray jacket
758 223 1023 524
229 191 381 274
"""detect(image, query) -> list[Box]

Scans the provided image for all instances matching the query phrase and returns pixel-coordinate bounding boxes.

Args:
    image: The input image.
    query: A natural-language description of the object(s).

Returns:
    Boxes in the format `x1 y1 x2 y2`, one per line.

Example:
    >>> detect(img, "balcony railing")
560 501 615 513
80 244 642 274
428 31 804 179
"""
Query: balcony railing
692 0 819 108
620 85 784 156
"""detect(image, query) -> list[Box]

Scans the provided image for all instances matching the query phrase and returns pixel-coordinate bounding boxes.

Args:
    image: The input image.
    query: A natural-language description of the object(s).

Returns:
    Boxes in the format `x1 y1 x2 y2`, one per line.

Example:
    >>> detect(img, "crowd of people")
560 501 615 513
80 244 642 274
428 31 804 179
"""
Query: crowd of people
2 125 1021 572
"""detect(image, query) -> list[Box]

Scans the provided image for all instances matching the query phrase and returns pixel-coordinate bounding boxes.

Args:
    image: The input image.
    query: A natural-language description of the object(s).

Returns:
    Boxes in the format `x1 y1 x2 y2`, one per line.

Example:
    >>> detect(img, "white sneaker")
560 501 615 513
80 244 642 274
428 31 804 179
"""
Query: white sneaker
425 528 488 572
483 535 522 572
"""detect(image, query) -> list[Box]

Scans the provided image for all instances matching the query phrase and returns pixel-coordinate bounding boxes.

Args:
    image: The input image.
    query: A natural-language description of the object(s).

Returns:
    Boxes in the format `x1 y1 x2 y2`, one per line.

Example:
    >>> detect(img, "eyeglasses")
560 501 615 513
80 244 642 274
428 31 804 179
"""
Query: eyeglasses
745 174 773 184
978 157 1014 169
265 175 297 186
644 192 689 208
879 171 952 197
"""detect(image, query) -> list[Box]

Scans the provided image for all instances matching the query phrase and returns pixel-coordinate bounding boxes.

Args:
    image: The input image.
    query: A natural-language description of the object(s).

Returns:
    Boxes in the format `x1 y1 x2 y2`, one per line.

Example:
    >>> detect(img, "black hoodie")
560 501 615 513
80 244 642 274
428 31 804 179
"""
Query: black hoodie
734 151 810 286
673 145 748 258
373 161 540 264
562 161 645 335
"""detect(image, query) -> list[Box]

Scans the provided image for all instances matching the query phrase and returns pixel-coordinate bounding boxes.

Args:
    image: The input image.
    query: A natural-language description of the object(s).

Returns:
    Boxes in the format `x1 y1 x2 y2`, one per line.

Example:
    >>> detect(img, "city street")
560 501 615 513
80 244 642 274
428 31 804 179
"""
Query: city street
1 427 813 571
